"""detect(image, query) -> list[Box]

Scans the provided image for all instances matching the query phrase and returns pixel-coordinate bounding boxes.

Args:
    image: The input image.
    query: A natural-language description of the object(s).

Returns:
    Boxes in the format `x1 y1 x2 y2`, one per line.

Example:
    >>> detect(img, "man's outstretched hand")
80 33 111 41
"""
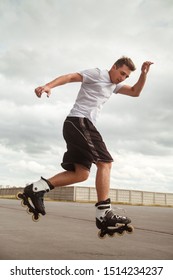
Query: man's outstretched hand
35 85 51 98
141 61 154 74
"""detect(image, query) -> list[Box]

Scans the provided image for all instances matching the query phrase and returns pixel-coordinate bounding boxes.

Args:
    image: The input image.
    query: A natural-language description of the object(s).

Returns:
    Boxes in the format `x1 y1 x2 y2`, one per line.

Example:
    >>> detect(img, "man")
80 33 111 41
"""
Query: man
23 57 153 229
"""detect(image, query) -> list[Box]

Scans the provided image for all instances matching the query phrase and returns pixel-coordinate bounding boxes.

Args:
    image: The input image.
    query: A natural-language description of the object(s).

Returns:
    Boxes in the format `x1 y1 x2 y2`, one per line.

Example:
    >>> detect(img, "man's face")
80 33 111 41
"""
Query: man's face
109 64 131 84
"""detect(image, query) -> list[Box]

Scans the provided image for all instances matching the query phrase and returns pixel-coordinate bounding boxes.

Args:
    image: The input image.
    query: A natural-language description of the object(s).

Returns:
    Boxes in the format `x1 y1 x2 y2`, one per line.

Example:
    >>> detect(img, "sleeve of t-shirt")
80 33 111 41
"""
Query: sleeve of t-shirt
77 68 100 83
113 82 124 94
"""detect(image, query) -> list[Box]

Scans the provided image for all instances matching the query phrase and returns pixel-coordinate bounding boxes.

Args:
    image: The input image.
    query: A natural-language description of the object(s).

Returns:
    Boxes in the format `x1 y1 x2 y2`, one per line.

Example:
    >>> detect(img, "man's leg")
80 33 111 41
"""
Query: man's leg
95 161 131 228
95 161 112 202
48 164 90 187
23 164 89 215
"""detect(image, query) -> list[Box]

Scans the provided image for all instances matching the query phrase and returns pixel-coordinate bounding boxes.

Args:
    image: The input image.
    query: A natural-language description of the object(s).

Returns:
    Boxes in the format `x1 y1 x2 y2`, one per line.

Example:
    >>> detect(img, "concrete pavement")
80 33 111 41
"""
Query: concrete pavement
0 199 173 260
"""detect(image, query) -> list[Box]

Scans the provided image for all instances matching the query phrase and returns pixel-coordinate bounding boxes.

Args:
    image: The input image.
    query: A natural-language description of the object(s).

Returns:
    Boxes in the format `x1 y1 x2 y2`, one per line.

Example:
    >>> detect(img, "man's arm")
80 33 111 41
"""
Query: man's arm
35 72 83 98
117 61 153 97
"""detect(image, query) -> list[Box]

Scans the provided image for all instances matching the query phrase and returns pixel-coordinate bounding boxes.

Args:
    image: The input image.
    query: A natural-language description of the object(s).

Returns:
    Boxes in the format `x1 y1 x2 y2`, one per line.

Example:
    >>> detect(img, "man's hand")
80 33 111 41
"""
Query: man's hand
141 61 154 74
35 85 51 98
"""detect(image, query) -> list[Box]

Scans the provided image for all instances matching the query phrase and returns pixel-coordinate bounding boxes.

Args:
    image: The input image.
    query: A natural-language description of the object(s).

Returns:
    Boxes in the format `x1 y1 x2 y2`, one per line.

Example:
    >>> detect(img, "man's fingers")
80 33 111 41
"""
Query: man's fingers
142 61 154 73
35 87 45 98
35 86 51 98
46 90 51 98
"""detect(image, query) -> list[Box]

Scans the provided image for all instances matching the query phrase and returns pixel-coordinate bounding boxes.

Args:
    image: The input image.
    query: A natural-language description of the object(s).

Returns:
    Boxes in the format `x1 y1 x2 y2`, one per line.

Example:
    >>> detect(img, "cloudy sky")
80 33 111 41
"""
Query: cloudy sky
0 0 173 193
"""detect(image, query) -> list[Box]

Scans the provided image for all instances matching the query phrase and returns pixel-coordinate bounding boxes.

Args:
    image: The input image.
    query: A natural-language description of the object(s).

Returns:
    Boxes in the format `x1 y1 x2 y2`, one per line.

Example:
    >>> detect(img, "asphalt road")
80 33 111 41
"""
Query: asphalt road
0 198 173 260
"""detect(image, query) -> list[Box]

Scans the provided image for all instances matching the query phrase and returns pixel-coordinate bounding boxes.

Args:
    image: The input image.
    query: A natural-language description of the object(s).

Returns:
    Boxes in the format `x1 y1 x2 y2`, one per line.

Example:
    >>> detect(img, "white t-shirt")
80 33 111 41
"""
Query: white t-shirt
68 68 124 124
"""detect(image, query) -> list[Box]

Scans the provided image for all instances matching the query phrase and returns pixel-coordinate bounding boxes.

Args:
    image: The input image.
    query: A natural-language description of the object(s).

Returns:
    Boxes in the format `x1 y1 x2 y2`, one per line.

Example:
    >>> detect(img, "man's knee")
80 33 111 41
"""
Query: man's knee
96 161 112 170
75 164 90 182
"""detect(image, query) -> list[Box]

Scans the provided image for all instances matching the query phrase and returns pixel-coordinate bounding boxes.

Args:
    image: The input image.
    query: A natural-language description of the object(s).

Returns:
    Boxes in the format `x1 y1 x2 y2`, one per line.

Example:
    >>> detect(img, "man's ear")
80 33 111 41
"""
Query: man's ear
112 64 117 70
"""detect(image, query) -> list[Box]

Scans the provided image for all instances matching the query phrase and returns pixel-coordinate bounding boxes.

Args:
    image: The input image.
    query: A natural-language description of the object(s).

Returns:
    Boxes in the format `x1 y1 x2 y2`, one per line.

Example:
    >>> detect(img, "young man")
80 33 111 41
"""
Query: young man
24 57 153 229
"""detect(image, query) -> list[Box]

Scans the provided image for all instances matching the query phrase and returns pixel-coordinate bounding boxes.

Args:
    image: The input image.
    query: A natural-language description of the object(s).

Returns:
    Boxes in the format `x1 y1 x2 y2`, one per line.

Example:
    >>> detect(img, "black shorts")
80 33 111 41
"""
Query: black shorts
61 117 113 171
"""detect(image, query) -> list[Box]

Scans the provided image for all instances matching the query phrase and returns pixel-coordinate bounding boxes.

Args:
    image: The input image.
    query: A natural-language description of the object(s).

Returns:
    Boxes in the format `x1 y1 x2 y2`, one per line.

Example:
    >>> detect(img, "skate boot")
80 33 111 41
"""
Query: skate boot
17 177 54 221
95 198 134 238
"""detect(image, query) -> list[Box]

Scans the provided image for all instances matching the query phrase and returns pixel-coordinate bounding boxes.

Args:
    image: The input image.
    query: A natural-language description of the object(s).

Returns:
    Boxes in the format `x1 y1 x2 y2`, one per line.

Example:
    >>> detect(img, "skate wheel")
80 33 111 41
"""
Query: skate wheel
32 214 40 222
108 232 115 238
98 230 106 239
26 208 32 215
126 225 134 234
21 200 27 207
117 230 125 236
16 192 22 199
